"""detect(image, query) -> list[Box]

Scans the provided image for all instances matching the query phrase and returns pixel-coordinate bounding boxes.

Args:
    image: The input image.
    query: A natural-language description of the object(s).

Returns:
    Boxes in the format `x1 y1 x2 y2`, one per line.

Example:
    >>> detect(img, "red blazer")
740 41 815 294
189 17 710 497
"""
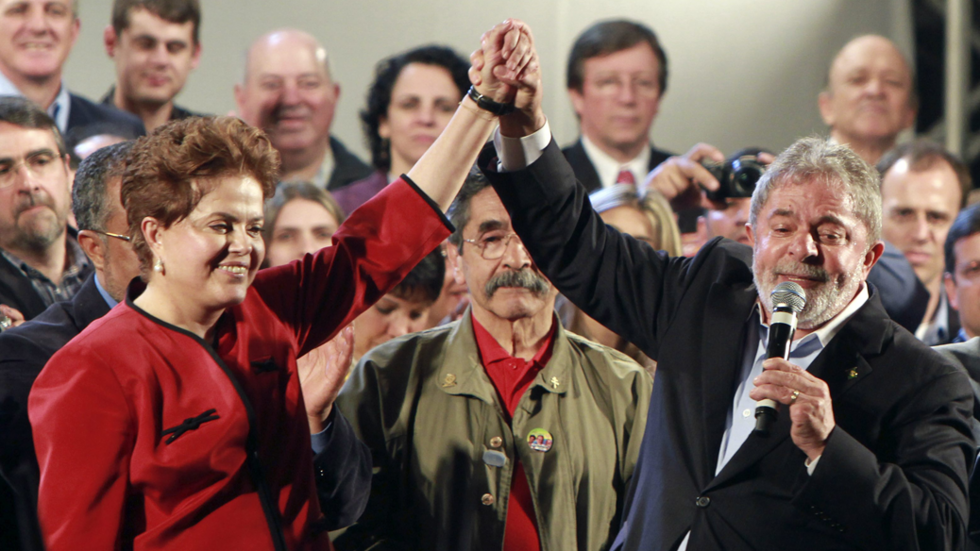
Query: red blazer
29 179 451 551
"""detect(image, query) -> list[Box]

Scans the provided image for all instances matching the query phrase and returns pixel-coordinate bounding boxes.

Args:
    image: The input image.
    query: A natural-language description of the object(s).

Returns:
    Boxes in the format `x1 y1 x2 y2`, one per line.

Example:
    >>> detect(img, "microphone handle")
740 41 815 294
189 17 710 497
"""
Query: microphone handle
754 308 798 434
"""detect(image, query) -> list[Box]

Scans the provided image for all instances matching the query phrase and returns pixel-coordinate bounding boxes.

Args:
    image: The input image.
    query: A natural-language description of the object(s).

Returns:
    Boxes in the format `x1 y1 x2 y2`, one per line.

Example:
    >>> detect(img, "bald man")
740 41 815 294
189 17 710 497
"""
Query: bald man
818 35 917 165
234 29 371 190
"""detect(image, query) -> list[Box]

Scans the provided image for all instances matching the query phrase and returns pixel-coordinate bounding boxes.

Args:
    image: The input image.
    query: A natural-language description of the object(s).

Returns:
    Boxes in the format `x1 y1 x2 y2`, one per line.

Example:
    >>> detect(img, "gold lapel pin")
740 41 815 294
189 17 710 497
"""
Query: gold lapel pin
847 368 859 380
550 377 560 389
442 374 457 387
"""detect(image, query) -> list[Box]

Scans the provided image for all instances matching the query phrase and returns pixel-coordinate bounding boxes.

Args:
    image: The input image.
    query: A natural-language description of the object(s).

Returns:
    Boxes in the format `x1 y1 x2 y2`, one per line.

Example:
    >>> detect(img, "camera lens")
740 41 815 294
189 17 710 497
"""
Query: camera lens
730 158 765 198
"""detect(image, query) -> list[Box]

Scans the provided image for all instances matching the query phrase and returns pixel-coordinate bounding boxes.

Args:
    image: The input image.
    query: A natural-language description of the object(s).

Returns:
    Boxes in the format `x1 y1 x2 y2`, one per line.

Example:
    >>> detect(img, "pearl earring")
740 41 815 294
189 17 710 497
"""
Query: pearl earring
153 257 164 273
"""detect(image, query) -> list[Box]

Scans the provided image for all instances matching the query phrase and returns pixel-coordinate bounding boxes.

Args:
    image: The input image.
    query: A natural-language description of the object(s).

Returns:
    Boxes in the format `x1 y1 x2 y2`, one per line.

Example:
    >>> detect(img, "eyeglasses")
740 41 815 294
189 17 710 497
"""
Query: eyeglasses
462 232 525 260
0 152 64 189
91 229 132 242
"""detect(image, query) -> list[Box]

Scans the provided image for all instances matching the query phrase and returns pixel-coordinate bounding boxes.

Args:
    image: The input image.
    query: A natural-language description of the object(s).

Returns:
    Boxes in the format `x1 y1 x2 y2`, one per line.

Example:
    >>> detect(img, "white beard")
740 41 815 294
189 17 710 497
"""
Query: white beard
753 258 862 330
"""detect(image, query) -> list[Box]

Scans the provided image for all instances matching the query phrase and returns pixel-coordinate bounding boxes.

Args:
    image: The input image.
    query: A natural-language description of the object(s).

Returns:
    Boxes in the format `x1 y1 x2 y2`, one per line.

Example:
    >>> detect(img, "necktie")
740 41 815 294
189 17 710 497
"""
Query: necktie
616 168 635 185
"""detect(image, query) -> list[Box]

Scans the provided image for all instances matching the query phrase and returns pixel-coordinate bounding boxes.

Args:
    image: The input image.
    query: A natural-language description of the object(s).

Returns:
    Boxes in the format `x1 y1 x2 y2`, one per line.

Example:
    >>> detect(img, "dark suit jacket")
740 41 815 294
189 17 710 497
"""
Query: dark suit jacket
0 275 371 551
0 230 93 321
866 241 930 334
936 338 980 551
0 276 109 551
561 138 673 193
332 170 387 217
327 137 374 191
480 141 975 551
100 86 205 123
67 93 145 138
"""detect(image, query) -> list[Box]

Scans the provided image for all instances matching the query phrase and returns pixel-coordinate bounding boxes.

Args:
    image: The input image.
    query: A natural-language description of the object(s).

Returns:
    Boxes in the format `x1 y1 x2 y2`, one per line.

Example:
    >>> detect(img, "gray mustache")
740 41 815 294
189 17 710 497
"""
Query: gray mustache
485 269 549 298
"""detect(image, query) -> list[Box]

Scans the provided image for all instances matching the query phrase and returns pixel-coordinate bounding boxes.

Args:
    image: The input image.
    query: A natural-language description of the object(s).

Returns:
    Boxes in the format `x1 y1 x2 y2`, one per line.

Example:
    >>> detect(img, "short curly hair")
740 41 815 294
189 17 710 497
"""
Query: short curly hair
122 116 281 273
360 45 469 172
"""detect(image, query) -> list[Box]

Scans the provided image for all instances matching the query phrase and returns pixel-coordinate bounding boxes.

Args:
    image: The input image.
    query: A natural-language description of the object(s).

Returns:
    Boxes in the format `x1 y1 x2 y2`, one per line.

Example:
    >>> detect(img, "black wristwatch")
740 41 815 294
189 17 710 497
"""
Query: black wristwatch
467 86 515 116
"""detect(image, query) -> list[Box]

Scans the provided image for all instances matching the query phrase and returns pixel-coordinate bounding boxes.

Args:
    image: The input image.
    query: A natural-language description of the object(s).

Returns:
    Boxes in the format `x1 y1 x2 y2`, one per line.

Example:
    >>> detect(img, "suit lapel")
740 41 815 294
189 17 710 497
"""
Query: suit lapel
707 290 891 489
562 140 602 193
700 281 757 480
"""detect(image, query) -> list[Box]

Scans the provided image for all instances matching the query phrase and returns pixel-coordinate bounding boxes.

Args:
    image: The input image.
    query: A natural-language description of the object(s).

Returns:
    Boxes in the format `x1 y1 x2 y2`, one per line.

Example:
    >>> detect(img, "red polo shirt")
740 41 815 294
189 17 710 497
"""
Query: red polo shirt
471 314 556 551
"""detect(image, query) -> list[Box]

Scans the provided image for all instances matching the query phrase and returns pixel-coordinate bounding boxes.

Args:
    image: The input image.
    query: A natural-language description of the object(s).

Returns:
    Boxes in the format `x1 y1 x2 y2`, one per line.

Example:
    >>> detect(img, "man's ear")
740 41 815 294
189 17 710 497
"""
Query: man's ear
863 241 886 275
568 87 585 119
945 273 959 311
446 243 466 287
817 90 836 127
77 230 107 271
103 25 117 58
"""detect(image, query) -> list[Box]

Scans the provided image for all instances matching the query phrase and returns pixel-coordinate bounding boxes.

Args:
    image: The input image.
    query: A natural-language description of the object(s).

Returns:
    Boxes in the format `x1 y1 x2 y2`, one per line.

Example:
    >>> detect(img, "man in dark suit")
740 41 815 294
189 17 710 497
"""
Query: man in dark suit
0 97 93 322
877 141 970 344
562 20 673 193
469 27 974 549
101 0 205 133
0 0 145 138
235 29 371 190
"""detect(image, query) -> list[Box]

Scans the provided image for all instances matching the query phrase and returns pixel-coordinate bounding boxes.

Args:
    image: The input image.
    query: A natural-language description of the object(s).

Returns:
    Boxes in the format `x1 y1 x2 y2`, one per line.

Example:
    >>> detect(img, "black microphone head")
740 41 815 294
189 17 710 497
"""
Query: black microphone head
771 281 806 314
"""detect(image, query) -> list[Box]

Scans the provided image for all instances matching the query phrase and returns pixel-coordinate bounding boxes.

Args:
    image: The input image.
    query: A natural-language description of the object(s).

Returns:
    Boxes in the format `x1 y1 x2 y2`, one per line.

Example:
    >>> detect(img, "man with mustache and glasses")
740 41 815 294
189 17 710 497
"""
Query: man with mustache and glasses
0 96 91 324
334 171 651 551
466 22 974 547
235 29 371 191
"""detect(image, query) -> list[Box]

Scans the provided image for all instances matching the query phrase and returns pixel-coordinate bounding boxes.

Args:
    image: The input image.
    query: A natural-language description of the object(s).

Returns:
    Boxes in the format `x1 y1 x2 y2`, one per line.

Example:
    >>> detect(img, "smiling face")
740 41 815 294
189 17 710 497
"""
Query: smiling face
235 31 338 157
569 42 661 159
0 122 70 253
147 175 265 315
881 159 962 287
819 35 915 149
106 7 200 109
265 197 338 267
749 178 881 329
0 0 78 84
379 62 461 175
450 188 556 323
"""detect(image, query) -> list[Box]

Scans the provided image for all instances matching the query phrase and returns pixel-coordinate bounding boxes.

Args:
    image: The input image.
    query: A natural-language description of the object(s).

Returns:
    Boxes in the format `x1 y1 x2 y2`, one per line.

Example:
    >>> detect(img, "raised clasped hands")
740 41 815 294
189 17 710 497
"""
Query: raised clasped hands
470 19 545 135
749 358 835 462
299 324 355 434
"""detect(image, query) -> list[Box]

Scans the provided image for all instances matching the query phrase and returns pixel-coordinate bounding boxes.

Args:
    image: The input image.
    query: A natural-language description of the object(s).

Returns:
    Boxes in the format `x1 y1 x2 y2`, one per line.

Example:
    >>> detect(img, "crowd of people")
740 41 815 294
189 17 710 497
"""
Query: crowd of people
0 1 979 550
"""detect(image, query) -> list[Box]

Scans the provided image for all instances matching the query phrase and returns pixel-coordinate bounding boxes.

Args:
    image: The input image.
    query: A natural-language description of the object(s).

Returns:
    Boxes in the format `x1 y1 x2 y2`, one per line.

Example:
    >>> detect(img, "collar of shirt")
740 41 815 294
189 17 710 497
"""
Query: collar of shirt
0 71 70 133
916 285 951 344
94 273 118 309
311 143 336 189
580 134 651 189
715 283 870 473
471 312 557 418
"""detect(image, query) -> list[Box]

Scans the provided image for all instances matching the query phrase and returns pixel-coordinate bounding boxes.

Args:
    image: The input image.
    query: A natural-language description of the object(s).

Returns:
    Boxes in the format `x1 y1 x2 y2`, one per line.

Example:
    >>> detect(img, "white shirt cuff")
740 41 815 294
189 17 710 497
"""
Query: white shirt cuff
805 454 822 475
493 119 552 172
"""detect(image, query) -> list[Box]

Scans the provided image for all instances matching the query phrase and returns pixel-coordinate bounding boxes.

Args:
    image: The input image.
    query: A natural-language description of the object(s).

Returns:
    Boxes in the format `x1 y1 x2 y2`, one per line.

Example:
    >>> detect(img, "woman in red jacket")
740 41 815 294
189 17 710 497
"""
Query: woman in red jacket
29 18 534 549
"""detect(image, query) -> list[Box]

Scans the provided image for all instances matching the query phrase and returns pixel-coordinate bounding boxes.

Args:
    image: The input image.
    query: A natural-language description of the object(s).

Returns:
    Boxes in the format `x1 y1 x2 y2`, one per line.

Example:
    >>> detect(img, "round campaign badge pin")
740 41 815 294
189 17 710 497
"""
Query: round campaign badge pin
526 428 553 452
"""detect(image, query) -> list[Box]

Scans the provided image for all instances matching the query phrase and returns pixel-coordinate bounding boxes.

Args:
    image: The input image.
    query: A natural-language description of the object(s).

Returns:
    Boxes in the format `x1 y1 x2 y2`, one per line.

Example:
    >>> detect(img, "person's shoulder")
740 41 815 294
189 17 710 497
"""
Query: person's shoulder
563 329 650 381
67 92 146 136
360 323 456 372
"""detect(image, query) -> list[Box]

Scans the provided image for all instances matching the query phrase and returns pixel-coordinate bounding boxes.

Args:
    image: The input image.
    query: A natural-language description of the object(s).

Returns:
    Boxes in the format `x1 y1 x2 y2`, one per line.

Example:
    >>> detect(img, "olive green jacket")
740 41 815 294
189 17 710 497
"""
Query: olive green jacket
334 312 652 551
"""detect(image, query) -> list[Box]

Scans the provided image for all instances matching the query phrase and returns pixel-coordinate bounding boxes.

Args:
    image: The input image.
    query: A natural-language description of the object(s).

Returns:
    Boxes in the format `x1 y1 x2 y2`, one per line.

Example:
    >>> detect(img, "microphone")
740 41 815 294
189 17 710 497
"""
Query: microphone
754 281 806 435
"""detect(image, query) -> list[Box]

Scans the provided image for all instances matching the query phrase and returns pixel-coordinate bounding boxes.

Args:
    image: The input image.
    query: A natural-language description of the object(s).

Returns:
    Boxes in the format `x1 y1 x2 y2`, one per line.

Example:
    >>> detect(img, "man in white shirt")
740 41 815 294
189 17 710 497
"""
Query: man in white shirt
0 0 144 138
561 20 673 193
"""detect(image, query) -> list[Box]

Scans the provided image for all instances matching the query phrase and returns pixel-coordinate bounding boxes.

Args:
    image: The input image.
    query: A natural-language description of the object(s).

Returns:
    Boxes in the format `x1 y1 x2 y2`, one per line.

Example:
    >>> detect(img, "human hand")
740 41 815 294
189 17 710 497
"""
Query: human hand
749 358 835 461
642 143 725 211
299 324 355 434
0 304 25 331
470 19 545 136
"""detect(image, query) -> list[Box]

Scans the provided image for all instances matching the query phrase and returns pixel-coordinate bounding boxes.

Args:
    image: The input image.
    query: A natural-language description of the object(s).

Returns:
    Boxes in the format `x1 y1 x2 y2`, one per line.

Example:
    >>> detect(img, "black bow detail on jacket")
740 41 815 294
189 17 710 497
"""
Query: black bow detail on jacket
162 408 220 444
